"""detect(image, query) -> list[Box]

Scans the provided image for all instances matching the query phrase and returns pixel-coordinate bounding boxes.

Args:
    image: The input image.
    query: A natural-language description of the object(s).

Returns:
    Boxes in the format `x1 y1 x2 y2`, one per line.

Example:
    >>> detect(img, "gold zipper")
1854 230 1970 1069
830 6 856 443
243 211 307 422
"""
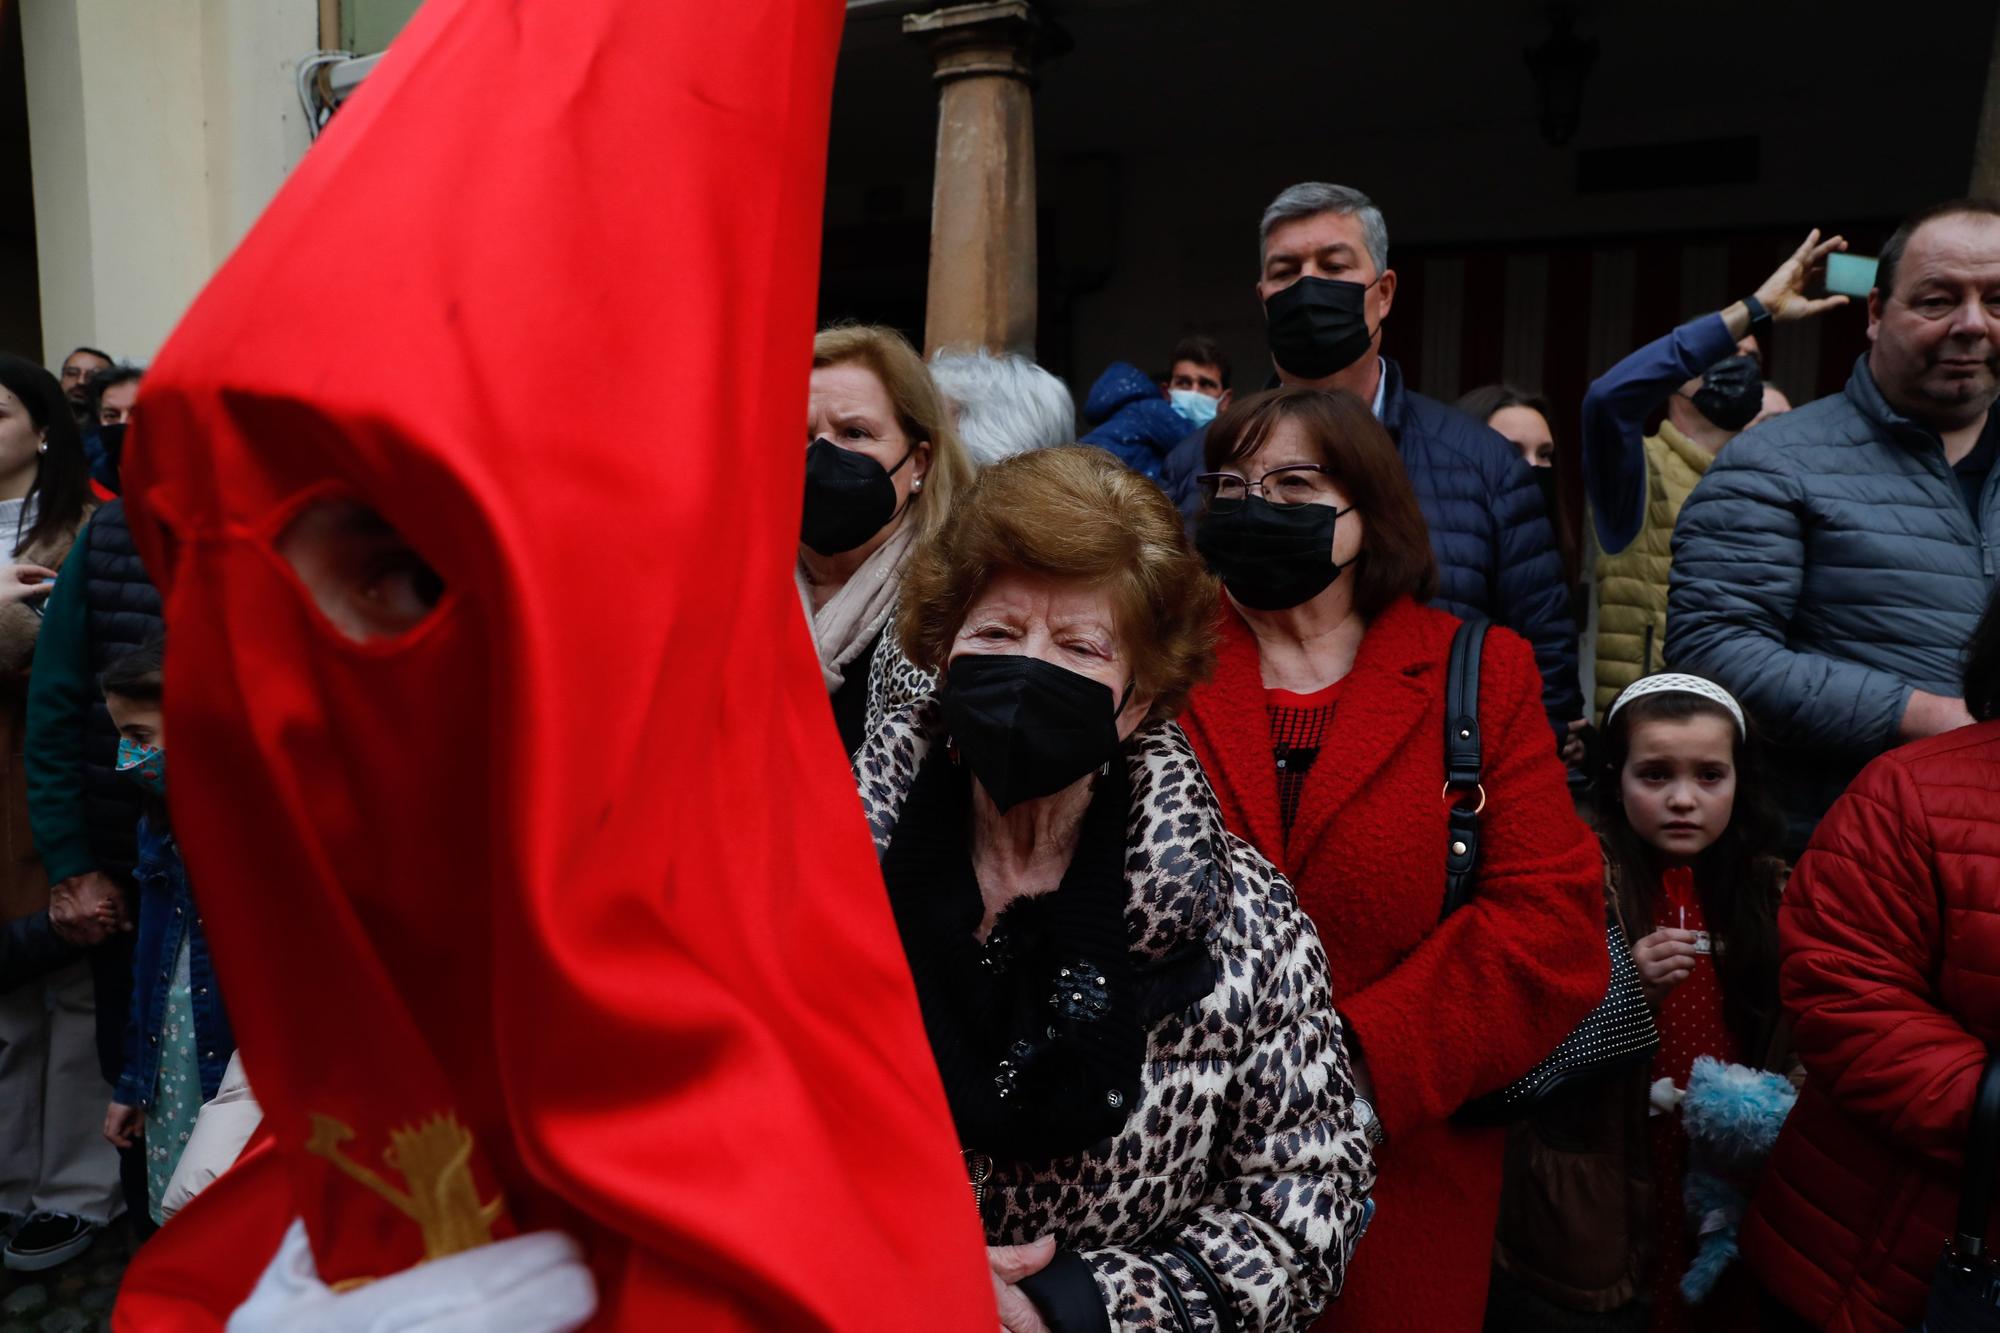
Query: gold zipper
964 1149 993 1216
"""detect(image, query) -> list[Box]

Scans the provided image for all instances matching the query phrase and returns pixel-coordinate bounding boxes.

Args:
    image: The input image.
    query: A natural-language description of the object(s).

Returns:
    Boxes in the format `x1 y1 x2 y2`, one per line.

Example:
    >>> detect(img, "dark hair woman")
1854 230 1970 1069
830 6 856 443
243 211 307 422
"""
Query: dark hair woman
865 444 1374 1331
0 355 92 559
0 354 96 929
1457 383 1582 605
0 353 100 1274
1178 386 1607 1331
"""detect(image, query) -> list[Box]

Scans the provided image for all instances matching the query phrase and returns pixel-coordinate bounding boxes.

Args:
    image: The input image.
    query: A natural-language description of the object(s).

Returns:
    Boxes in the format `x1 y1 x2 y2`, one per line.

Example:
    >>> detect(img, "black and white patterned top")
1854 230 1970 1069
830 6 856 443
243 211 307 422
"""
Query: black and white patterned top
1267 681 1344 839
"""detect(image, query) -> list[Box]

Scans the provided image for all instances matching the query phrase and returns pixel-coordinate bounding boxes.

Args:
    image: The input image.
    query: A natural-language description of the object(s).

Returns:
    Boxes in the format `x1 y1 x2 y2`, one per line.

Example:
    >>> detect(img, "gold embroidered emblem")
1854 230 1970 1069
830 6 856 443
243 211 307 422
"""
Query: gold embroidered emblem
305 1112 504 1261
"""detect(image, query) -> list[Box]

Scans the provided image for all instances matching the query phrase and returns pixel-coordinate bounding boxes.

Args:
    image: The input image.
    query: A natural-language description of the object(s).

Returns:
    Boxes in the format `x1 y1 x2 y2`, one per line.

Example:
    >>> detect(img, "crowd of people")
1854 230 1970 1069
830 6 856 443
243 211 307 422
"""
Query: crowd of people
792 185 2000 1333
2 171 1997 1333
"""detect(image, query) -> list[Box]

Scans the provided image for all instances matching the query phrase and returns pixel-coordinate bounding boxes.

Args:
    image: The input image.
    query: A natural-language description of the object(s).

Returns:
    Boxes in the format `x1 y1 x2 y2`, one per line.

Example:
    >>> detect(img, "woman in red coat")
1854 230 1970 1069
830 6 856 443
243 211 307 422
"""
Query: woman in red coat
1180 388 1607 1331
1740 590 2000 1333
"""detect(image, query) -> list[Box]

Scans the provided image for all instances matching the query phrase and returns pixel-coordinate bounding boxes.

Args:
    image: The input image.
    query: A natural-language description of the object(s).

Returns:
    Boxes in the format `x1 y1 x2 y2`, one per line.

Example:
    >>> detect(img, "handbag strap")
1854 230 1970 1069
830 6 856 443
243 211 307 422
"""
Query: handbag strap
1440 618 1489 921
1955 1052 2000 1259
1160 1241 1237 1333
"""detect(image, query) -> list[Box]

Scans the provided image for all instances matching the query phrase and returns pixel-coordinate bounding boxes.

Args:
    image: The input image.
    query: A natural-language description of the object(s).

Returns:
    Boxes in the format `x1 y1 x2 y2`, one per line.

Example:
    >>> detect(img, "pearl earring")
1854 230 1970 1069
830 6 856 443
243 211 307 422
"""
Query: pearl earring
36 441 46 454
911 479 923 492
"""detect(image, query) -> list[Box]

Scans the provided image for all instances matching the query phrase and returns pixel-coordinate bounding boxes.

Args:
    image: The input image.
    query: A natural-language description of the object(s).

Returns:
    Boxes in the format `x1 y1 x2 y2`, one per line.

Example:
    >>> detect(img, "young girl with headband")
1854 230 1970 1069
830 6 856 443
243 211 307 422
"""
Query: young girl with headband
1490 672 1796 1333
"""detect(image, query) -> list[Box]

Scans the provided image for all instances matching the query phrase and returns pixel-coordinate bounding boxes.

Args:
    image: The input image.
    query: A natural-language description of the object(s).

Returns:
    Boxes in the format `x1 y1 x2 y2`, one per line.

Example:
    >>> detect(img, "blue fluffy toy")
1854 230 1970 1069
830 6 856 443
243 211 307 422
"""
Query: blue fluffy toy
1676 1055 1798 1303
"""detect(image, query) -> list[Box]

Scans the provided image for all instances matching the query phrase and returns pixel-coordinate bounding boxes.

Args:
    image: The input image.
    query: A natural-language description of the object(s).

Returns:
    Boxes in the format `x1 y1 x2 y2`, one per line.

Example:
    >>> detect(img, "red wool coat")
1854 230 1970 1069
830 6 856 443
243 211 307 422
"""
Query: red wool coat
1741 721 2000 1333
1181 597 1606 1332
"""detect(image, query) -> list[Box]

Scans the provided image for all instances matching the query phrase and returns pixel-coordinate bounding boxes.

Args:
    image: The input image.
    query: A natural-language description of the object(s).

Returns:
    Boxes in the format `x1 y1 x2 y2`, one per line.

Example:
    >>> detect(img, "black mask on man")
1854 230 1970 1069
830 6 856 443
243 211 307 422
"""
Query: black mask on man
942 654 1130 813
1689 356 1764 432
1194 496 1354 611
96 421 126 479
1264 275 1378 381
800 436 912 556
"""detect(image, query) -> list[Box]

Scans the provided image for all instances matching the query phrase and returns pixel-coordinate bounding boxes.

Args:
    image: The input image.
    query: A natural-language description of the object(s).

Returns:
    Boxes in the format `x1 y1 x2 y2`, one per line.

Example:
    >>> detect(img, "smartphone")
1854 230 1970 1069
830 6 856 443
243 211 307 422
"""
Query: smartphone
1824 252 1879 299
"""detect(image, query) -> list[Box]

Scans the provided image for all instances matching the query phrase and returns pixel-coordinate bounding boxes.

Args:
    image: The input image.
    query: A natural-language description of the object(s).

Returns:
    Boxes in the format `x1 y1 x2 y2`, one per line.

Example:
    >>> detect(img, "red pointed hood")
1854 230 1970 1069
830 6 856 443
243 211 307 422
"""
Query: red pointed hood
113 1 990 1326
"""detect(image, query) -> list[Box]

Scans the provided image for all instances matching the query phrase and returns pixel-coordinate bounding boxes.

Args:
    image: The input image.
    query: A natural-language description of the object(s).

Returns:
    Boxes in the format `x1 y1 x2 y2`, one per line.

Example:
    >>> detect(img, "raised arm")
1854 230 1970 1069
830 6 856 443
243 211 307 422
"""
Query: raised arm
1583 229 1849 553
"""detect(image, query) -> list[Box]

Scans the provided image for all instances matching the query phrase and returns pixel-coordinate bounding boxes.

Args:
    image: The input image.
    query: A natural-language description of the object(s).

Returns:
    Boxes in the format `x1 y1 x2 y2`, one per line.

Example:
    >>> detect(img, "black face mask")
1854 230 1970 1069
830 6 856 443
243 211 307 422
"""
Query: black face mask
1531 464 1559 523
1194 495 1354 611
1689 355 1764 432
800 436 913 556
1264 275 1379 381
942 654 1131 813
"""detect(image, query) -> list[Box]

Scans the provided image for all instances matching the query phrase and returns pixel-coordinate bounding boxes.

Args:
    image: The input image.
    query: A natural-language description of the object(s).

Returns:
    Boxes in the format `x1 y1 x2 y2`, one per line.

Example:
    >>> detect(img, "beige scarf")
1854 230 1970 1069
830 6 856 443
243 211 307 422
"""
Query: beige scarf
796 522 915 693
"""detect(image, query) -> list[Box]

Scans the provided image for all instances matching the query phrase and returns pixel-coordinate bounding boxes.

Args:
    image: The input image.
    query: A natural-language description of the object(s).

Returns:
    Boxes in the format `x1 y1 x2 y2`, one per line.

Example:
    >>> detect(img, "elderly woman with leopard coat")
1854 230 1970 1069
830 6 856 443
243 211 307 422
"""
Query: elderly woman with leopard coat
856 445 1373 1333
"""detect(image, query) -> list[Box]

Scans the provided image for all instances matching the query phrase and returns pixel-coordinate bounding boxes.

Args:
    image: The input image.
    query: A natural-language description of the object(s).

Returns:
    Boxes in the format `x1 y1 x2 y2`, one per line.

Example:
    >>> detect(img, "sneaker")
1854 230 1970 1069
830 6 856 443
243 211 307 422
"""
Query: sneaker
2 1211 95 1271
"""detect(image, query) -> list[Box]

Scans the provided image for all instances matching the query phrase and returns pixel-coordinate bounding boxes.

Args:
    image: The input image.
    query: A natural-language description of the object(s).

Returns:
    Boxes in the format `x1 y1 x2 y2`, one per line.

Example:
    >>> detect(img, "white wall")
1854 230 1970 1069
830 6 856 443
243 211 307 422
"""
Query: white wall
22 0 317 365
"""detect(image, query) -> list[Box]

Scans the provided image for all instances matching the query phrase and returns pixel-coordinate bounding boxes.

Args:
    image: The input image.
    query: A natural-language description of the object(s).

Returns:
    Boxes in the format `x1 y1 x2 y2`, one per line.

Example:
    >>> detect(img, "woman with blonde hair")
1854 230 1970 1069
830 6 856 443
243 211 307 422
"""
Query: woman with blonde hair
800 324 975 755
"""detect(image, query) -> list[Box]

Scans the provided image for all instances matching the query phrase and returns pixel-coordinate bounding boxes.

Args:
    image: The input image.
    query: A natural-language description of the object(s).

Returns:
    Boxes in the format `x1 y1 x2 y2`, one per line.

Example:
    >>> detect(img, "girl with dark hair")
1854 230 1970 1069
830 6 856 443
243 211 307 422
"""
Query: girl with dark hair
1490 673 1791 1333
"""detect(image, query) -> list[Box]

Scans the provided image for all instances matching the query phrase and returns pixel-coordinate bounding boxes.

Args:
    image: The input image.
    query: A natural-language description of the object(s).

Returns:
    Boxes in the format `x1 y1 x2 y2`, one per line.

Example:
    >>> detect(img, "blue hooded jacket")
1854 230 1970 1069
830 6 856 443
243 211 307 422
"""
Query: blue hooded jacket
1079 362 1197 481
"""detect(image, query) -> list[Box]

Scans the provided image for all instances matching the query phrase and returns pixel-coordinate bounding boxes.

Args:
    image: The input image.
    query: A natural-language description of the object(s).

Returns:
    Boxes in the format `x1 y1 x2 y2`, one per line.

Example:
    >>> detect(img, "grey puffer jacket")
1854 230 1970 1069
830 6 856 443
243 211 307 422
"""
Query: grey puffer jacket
1667 357 1998 846
855 702 1374 1331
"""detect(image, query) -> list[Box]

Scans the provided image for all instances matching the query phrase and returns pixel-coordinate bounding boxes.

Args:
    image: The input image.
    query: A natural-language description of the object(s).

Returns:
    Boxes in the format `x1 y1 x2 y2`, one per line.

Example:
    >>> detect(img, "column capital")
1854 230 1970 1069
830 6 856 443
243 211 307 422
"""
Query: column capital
902 1 1067 86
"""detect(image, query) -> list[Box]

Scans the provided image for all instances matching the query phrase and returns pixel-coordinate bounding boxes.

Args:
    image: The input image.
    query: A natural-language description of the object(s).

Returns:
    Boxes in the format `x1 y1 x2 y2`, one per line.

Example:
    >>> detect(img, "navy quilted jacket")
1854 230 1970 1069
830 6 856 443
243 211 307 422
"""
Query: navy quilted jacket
1079 362 1196 481
1161 359 1582 734
1667 357 1998 849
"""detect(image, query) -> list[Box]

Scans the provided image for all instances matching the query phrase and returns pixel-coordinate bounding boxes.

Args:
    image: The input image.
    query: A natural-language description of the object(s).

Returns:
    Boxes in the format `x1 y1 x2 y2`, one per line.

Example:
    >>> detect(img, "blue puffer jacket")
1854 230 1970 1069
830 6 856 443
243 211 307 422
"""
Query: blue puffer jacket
1667 357 1999 850
1160 359 1581 733
1079 362 1196 481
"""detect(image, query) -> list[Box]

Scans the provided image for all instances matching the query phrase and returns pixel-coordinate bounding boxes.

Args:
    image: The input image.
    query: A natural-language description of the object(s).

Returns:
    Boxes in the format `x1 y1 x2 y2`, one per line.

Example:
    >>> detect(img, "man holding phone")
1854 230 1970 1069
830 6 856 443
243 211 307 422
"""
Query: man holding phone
1668 199 2000 852
1580 229 1848 721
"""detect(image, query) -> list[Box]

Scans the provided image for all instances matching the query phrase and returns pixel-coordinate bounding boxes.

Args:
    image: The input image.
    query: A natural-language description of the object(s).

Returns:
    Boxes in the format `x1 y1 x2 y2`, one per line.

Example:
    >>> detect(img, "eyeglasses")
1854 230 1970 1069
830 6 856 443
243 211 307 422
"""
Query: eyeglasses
1195 464 1342 511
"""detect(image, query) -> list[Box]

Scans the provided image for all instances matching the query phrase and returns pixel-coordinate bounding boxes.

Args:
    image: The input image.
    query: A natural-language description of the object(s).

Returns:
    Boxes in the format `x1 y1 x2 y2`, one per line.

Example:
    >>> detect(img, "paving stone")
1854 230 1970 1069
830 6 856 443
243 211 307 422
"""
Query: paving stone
0 1288 44 1318
35 1309 90 1333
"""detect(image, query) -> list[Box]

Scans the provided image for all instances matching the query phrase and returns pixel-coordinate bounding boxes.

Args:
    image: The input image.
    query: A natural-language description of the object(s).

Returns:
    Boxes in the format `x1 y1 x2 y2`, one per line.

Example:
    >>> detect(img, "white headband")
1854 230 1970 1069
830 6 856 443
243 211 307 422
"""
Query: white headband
1605 673 1747 737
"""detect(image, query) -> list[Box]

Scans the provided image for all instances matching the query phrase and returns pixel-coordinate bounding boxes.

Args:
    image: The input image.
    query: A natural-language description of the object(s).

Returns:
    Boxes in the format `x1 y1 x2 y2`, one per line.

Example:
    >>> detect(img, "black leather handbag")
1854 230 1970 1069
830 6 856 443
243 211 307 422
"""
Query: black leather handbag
1437 619 1660 1126
1918 1054 2000 1331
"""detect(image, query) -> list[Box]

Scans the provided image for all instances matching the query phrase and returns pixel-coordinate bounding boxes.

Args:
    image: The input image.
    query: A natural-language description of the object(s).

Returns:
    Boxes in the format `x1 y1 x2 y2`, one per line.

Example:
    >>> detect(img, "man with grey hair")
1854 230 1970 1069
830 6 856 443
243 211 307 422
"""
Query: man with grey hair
1162 181 1582 736
928 349 1075 467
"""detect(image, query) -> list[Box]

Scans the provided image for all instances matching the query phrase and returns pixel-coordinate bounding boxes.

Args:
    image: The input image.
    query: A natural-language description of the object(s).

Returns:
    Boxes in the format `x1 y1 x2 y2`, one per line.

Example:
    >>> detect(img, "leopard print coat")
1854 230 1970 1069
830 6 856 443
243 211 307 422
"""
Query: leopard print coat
856 700 1375 1331
860 623 932 745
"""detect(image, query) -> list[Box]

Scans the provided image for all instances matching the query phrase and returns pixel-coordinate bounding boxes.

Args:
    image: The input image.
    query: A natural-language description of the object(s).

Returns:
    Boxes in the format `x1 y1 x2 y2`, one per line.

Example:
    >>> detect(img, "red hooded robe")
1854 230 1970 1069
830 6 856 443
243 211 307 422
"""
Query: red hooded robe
110 0 993 1326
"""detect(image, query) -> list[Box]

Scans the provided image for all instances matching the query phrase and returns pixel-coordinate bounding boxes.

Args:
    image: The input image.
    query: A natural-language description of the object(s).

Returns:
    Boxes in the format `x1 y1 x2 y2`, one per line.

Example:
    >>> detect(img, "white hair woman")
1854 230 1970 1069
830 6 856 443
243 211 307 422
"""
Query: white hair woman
928 348 1077 466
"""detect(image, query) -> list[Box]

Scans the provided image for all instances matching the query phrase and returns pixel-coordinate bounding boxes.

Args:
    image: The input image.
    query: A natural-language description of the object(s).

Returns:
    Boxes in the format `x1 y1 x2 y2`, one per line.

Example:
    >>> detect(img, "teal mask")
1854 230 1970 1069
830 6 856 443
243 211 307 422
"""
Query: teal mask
115 738 166 796
1169 388 1221 428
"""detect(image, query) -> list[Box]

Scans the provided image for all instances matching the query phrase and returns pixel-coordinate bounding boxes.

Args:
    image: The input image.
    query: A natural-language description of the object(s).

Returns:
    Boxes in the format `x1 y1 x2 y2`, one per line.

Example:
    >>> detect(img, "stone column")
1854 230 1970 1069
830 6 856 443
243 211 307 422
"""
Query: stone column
903 1 1062 357
1975 13 2000 198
